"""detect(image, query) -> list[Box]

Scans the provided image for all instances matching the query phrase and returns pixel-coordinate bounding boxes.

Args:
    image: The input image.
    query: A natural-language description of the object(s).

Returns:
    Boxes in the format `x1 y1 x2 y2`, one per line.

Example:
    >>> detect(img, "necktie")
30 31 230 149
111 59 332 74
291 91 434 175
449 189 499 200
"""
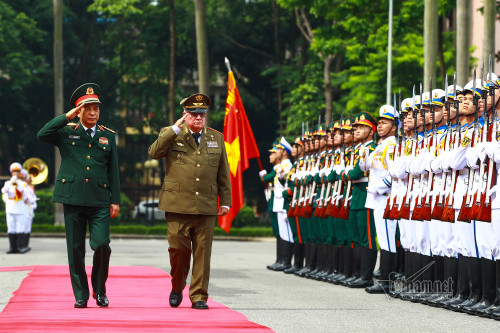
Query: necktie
192 132 201 146
86 128 93 138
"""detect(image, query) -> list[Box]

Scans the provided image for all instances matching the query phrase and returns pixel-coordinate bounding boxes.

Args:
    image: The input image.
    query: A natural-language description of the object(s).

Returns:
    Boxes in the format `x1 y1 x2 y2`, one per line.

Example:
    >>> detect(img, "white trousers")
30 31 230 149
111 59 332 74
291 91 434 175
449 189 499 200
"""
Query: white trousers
436 221 456 257
429 219 440 256
454 209 478 257
414 220 431 256
475 220 494 260
491 209 500 260
6 213 25 233
398 218 410 250
373 207 397 253
276 211 293 243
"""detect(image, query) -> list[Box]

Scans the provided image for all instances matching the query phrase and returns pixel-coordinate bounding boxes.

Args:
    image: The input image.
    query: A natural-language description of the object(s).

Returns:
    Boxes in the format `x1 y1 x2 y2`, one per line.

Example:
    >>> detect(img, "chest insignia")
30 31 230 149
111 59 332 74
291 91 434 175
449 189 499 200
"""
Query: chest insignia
69 135 80 139
176 142 184 146
207 141 219 148
99 137 109 145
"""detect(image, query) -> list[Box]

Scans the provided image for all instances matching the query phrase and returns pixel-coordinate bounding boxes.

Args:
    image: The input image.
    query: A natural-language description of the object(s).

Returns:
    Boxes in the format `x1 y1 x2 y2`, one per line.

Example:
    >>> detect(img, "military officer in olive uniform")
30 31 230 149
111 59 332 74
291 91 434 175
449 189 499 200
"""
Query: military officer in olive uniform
148 93 232 310
37 83 120 308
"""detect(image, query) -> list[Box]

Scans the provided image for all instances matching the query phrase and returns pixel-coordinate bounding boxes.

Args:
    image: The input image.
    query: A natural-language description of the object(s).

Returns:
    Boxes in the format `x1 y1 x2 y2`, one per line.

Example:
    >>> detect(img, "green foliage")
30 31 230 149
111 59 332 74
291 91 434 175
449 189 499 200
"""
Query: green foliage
231 205 259 228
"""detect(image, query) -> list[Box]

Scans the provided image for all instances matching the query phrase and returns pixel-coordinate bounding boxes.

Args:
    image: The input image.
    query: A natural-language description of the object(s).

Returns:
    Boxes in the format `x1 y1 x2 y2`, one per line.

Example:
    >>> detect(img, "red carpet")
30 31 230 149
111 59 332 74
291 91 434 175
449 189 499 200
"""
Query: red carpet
0 266 273 332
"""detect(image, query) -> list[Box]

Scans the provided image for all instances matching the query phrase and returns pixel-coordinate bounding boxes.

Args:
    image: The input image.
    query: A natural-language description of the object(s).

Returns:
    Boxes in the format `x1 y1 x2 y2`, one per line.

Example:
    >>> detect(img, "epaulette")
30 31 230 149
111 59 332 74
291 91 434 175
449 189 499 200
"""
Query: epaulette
99 125 116 134
67 122 78 127
207 127 222 136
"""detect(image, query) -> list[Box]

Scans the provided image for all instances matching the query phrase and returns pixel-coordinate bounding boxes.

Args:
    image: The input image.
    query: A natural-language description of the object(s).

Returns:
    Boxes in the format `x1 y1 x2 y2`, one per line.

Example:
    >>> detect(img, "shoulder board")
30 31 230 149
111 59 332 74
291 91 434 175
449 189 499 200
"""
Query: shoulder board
100 125 116 134
207 127 222 136
67 122 78 127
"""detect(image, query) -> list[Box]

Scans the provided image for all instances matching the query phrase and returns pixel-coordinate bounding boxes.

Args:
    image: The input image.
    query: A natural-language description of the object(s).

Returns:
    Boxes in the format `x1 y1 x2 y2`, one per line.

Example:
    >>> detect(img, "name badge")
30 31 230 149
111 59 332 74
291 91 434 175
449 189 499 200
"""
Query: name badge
69 135 80 139
99 137 109 145
207 141 219 148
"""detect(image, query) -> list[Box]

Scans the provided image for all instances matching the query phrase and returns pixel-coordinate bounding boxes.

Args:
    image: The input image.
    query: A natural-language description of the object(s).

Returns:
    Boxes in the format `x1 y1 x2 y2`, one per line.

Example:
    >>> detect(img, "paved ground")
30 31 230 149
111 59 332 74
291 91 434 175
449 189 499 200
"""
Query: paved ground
0 236 499 332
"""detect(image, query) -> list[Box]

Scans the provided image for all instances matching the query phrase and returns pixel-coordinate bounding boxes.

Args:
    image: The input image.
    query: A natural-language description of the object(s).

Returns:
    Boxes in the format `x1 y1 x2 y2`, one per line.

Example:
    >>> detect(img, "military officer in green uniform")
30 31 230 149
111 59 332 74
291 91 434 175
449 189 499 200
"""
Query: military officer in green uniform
148 93 231 310
37 83 120 308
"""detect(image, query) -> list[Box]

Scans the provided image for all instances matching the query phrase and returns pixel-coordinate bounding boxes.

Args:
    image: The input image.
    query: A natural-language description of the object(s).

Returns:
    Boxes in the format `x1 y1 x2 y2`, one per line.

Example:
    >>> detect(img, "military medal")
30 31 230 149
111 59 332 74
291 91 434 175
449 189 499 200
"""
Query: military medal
99 137 109 145
207 141 219 148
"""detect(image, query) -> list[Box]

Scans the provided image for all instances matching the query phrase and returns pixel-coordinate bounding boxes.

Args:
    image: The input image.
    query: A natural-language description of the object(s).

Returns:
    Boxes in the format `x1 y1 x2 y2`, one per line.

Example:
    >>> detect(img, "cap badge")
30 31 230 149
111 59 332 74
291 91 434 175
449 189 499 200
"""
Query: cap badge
86 87 94 95
195 95 203 101
360 114 365 120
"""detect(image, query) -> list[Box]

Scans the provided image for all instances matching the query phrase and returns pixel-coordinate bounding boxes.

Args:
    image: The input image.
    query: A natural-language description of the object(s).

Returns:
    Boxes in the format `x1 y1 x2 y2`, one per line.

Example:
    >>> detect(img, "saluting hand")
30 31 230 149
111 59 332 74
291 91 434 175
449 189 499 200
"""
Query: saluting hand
110 204 120 219
174 113 188 128
65 103 86 120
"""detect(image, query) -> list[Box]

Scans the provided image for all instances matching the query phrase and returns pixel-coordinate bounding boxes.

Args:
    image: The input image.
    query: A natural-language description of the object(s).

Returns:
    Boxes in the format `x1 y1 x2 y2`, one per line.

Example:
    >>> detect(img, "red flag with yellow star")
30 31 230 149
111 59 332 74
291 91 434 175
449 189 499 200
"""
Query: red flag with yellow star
219 70 260 233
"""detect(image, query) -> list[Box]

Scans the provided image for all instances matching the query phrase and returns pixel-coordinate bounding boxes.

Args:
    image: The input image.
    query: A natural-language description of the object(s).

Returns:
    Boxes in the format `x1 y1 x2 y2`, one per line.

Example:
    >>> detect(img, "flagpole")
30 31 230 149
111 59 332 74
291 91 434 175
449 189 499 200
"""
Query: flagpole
224 57 264 171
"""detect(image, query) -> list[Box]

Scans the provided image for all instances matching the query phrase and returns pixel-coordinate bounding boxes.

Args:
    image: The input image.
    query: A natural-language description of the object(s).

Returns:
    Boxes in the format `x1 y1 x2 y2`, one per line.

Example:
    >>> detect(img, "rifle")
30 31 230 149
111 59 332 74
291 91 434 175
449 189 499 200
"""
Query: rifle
338 109 355 220
432 74 450 220
288 122 305 217
326 110 346 217
441 74 461 222
412 82 427 221
476 56 496 222
302 115 321 217
469 60 488 220
314 117 329 217
399 85 418 220
457 67 479 222
389 89 405 219
294 122 309 217
384 93 399 219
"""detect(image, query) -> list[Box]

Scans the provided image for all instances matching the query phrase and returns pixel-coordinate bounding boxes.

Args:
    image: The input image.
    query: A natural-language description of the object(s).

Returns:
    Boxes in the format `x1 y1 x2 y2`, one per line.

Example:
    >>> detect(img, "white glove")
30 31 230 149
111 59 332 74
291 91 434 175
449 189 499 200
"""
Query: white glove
10 176 17 182
375 178 391 195
466 146 481 169
259 170 267 178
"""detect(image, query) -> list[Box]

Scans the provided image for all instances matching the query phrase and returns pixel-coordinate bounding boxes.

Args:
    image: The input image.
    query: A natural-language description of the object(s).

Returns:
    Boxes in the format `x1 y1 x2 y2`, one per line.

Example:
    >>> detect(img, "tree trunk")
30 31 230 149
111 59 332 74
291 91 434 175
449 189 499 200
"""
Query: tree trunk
169 0 176 124
323 55 334 125
483 0 495 72
437 16 446 87
272 0 282 136
456 0 471 86
194 0 210 123
53 0 64 226
424 0 438 91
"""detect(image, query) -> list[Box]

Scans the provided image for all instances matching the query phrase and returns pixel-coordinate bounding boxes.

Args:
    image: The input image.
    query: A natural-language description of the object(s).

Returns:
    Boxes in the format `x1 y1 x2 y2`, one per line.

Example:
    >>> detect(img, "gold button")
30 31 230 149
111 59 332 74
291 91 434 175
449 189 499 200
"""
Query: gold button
197 151 201 155
104 184 107 188
85 179 89 182
72 142 75 146
87 155 91 159
89 144 91 148
196 178 200 181
197 164 200 168
103 147 106 150
196 192 199 195
62 179 66 183
86 167 90 170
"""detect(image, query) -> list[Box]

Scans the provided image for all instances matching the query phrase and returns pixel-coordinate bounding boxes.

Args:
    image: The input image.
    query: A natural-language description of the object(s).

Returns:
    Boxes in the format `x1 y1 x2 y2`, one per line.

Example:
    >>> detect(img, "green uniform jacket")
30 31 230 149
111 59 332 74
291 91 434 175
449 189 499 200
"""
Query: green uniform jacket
148 125 231 216
346 141 377 210
262 169 276 212
37 114 120 207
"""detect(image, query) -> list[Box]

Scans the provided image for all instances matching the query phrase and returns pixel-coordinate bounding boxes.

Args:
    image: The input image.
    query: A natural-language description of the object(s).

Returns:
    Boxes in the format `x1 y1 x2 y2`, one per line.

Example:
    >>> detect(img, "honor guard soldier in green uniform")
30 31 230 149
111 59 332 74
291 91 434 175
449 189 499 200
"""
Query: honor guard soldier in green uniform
37 83 120 308
149 93 231 310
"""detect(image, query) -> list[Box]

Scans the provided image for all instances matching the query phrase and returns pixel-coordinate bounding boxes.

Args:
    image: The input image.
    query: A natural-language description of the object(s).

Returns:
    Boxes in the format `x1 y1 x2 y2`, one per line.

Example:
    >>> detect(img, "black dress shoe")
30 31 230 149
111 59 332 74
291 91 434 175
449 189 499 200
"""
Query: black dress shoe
169 290 183 308
93 293 109 307
74 300 88 308
192 301 209 310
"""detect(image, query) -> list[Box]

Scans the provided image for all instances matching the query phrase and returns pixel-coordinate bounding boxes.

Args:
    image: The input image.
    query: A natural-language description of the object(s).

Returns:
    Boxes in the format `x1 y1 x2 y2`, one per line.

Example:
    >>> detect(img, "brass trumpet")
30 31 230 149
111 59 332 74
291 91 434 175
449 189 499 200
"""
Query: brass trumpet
23 158 49 185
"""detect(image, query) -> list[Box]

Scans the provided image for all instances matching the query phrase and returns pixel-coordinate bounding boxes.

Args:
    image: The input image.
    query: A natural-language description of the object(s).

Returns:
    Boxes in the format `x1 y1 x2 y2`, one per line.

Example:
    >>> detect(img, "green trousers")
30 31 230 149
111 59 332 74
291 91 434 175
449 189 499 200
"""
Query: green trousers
166 213 216 303
63 204 111 301
354 208 377 249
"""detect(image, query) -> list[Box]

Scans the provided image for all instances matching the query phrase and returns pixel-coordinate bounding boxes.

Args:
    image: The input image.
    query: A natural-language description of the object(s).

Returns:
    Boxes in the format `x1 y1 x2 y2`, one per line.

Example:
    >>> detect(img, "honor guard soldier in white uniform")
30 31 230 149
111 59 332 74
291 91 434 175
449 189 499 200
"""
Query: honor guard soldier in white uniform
360 105 397 294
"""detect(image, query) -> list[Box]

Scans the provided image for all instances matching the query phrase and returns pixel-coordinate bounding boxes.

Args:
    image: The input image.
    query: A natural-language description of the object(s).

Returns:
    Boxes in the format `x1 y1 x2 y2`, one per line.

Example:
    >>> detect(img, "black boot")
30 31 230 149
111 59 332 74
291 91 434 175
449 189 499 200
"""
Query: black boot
333 245 353 285
299 242 317 277
267 238 282 270
284 242 304 274
391 250 413 298
329 245 345 283
366 250 397 294
324 245 339 281
395 246 405 280
319 244 334 281
6 234 19 254
295 242 311 276
486 260 500 319
348 247 377 288
310 243 326 280
274 240 293 271
305 243 322 278
409 254 434 303
421 255 445 304
431 256 459 307
18 233 31 254
463 258 496 314
450 256 482 312
443 255 470 308
341 246 361 286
